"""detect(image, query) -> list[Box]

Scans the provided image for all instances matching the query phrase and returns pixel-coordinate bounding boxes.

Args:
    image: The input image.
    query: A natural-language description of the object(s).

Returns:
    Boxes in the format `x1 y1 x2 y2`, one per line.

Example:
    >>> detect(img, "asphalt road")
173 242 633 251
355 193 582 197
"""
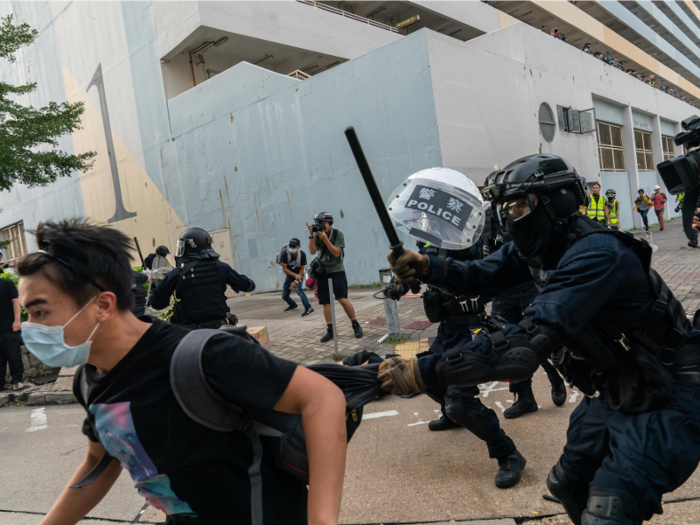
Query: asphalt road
2 371 700 524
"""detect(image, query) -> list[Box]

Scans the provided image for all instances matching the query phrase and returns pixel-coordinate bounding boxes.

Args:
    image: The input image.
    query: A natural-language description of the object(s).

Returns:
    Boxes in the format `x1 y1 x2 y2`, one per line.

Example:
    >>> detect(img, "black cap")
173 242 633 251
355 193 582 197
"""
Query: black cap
289 238 301 247
156 245 170 255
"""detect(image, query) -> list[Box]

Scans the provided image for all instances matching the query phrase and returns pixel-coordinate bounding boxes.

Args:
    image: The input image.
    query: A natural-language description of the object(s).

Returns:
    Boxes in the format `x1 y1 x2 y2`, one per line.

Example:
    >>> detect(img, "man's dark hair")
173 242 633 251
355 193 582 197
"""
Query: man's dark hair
591 182 601 188
17 219 135 311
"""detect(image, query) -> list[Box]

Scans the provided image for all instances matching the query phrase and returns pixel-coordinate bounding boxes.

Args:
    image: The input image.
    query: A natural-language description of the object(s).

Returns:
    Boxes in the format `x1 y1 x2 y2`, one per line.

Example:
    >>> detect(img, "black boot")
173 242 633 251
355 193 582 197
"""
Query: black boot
320 324 334 343
428 414 461 431
551 381 567 407
352 321 363 339
495 450 526 489
504 387 538 419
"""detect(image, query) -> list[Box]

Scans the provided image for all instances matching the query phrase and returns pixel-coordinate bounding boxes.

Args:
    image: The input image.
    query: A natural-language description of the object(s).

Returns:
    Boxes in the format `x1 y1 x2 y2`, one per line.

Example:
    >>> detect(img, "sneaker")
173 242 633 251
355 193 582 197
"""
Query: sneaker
428 414 461 431
320 329 334 343
551 382 567 407
503 389 538 419
301 308 315 318
660 226 664 231
284 305 298 313
352 323 363 339
645 226 649 231
495 450 526 489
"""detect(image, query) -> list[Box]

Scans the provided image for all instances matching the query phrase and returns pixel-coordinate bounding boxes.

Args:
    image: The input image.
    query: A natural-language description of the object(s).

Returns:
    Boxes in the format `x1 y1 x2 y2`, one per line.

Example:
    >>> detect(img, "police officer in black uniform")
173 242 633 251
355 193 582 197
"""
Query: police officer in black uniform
387 238 525 488
152 228 255 328
144 245 170 270
380 154 700 525
483 205 567 418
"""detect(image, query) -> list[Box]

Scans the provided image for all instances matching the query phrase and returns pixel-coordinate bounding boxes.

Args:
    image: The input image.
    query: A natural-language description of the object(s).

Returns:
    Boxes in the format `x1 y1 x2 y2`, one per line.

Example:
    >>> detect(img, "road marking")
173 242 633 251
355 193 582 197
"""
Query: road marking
479 381 509 397
494 401 506 413
407 420 430 427
0 427 7 433
362 410 398 420
569 390 580 403
26 407 48 433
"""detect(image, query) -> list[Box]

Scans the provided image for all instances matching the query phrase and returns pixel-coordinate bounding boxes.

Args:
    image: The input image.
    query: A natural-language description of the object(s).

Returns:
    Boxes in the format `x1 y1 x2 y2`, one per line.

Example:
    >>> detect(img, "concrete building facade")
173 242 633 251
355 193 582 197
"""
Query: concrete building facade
0 1 698 292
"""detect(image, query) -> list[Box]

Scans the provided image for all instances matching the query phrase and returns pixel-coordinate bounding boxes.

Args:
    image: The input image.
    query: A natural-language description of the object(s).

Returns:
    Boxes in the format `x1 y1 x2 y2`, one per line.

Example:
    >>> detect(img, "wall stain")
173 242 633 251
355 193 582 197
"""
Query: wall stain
286 190 293 219
219 190 227 226
253 193 266 260
340 209 344 218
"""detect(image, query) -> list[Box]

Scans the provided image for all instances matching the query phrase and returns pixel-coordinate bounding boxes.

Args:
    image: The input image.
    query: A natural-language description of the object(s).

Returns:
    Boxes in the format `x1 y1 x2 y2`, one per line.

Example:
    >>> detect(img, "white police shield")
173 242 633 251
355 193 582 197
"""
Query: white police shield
387 168 485 250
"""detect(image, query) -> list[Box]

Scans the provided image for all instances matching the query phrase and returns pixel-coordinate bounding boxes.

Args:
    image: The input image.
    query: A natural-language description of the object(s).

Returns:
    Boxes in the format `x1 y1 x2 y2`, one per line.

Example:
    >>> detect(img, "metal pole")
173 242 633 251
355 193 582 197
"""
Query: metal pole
379 268 400 337
328 277 340 357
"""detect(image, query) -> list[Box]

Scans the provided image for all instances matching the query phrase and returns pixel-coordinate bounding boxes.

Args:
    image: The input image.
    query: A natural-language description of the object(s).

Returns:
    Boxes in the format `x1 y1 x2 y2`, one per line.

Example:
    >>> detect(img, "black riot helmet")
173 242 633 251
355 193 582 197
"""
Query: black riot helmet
313 212 334 225
481 154 585 261
155 245 170 256
175 228 220 260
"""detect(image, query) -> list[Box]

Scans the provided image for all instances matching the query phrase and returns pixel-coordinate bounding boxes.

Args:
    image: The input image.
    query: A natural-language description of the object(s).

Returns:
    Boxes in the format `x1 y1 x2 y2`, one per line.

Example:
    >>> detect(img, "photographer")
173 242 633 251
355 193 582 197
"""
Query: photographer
280 238 314 318
307 212 363 342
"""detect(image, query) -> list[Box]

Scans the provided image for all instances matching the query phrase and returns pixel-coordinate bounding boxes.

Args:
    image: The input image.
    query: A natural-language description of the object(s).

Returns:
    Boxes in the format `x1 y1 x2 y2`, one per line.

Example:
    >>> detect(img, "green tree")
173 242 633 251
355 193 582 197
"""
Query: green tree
0 15 95 191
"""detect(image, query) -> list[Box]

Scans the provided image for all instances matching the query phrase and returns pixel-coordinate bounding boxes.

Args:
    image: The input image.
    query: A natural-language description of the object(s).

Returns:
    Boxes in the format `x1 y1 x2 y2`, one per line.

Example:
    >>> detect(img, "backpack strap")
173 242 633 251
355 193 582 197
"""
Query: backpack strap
170 327 282 525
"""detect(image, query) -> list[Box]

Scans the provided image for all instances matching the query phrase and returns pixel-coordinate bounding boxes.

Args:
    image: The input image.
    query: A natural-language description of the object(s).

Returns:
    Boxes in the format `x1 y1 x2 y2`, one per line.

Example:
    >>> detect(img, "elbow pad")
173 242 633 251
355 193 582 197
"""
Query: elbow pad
434 320 562 387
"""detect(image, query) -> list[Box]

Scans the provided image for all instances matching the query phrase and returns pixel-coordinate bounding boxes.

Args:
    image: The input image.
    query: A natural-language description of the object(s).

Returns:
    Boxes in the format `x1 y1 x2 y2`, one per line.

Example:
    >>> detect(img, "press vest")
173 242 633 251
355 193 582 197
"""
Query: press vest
587 195 606 221
607 199 619 224
173 259 230 324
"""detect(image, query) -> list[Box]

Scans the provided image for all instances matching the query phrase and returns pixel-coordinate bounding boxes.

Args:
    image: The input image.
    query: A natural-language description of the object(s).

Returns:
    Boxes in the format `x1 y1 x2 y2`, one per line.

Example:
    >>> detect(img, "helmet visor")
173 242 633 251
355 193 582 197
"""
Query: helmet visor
175 239 187 258
499 194 537 222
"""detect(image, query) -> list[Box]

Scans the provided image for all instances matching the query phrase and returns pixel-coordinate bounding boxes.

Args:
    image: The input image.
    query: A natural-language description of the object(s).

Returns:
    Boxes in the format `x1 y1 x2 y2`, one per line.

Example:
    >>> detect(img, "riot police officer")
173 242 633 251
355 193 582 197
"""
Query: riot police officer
380 154 700 525
152 228 255 328
384 167 526 488
483 205 567 418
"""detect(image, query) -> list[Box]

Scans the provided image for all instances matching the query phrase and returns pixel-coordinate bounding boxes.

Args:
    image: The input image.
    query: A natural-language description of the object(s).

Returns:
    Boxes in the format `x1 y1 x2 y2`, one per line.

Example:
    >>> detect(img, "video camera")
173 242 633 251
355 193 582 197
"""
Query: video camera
657 115 700 243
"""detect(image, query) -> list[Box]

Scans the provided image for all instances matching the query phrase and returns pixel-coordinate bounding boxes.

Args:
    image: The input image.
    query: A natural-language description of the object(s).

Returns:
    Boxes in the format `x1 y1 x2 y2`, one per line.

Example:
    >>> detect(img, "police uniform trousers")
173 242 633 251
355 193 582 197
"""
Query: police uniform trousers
426 322 516 460
491 286 564 393
560 379 700 520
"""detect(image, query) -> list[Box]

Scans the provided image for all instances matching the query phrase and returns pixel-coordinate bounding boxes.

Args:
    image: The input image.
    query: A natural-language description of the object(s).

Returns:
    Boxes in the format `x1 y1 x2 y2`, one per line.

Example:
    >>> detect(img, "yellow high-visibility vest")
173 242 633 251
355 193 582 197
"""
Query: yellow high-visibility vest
607 199 618 224
587 195 606 221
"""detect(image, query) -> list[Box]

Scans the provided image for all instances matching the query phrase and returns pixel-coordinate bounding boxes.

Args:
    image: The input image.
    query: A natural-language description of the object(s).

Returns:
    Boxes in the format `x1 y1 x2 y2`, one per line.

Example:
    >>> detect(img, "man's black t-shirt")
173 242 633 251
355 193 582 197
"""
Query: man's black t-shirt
131 271 149 313
280 250 307 275
0 279 18 333
74 320 305 524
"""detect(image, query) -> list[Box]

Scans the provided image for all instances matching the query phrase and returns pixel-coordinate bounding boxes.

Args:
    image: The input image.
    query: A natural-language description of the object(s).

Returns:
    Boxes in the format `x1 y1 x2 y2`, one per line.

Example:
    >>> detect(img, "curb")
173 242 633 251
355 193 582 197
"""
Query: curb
0 389 77 407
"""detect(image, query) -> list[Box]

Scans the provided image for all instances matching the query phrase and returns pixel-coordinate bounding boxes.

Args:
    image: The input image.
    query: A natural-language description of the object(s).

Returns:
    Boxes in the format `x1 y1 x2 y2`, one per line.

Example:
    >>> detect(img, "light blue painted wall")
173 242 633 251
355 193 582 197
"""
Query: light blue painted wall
600 172 634 230
632 110 654 131
0 2 85 247
139 28 442 290
660 119 677 136
593 98 625 125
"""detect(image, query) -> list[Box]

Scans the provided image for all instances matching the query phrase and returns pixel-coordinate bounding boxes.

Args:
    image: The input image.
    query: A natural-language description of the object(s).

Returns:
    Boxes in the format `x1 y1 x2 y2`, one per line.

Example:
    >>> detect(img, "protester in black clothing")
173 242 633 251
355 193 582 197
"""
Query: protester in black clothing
0 252 8 274
152 228 255 329
16 219 347 524
130 270 150 317
0 277 23 390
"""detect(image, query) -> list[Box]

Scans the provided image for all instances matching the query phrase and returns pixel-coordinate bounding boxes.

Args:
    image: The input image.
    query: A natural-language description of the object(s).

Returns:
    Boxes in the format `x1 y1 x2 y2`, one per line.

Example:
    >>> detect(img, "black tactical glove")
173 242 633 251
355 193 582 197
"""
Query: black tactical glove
383 282 406 301
387 249 430 284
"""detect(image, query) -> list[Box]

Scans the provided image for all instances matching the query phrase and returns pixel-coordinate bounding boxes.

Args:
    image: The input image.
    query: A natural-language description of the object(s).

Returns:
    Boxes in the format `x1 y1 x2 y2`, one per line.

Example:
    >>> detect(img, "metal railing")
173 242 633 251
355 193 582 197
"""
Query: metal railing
295 0 402 34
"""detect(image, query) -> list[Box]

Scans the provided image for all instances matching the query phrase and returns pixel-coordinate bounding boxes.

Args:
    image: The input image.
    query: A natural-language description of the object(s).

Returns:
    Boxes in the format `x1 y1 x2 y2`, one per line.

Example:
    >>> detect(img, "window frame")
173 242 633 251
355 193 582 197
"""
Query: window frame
1 222 27 264
597 121 626 172
662 135 675 162
539 103 556 143
635 129 655 171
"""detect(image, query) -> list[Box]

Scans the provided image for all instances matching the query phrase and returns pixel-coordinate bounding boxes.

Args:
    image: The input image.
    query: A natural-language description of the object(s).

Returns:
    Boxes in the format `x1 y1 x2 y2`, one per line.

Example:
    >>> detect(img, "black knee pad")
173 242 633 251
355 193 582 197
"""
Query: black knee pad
581 488 644 525
546 459 588 525
444 400 504 445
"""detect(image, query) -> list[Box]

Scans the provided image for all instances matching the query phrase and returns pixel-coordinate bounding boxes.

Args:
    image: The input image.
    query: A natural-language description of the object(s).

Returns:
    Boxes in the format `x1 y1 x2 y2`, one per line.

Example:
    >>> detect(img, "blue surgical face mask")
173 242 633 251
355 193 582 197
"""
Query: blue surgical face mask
289 248 298 254
21 296 100 368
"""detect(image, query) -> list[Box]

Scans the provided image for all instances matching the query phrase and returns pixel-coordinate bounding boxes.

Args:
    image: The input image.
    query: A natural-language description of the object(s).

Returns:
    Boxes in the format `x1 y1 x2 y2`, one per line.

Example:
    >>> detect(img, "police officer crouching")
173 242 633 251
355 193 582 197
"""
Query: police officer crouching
380 154 700 525
152 228 255 328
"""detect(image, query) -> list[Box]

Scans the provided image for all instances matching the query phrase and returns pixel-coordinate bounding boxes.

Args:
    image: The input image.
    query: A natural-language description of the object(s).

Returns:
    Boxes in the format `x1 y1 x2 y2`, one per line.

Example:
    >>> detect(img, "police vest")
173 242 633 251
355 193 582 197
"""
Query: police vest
173 259 230 324
422 246 485 326
544 216 690 412
587 195 606 221
607 199 618 224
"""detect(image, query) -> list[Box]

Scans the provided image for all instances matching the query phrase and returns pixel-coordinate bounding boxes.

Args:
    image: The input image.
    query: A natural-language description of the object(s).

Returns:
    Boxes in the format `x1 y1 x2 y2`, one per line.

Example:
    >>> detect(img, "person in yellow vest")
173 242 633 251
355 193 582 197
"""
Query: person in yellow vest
605 189 620 230
579 177 588 215
586 182 608 224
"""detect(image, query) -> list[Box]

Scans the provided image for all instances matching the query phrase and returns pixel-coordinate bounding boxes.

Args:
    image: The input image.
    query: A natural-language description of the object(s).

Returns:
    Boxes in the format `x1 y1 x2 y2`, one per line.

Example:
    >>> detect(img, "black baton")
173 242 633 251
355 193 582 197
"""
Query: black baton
344 127 421 293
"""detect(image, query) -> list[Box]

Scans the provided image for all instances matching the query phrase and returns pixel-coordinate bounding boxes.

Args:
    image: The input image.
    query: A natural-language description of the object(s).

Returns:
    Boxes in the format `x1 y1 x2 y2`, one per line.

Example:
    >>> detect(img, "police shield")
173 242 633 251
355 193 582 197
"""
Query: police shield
387 168 485 250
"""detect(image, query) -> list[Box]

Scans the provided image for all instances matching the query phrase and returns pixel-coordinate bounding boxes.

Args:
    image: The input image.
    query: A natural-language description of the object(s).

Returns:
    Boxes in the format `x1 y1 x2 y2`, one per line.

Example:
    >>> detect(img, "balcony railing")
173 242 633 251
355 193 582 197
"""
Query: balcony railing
296 0 402 34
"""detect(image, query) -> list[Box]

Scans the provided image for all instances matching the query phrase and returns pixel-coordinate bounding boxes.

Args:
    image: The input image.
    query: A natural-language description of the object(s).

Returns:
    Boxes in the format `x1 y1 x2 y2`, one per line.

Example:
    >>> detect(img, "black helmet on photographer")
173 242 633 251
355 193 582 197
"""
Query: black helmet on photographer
481 154 585 265
312 212 334 232
175 228 220 260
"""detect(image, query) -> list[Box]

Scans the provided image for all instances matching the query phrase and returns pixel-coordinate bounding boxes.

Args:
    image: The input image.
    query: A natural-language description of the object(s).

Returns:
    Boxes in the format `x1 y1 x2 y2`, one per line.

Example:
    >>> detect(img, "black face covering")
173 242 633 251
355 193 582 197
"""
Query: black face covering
504 203 554 261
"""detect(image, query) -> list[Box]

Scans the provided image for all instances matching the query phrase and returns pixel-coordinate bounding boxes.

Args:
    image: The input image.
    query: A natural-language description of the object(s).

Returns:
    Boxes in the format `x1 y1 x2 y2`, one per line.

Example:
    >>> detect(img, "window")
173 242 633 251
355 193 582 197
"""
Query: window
539 103 556 143
662 135 675 161
557 106 596 134
635 130 654 171
597 121 625 171
1 222 27 263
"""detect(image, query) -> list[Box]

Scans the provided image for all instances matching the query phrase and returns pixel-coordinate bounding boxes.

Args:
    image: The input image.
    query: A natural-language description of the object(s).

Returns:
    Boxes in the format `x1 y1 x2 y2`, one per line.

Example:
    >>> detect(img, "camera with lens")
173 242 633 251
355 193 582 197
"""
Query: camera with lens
311 222 324 233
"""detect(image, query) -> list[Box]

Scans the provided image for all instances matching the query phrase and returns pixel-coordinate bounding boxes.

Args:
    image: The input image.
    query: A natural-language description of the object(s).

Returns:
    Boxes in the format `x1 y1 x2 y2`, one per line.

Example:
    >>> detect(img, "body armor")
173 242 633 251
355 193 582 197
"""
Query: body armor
545 217 692 412
422 245 486 327
172 259 230 325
